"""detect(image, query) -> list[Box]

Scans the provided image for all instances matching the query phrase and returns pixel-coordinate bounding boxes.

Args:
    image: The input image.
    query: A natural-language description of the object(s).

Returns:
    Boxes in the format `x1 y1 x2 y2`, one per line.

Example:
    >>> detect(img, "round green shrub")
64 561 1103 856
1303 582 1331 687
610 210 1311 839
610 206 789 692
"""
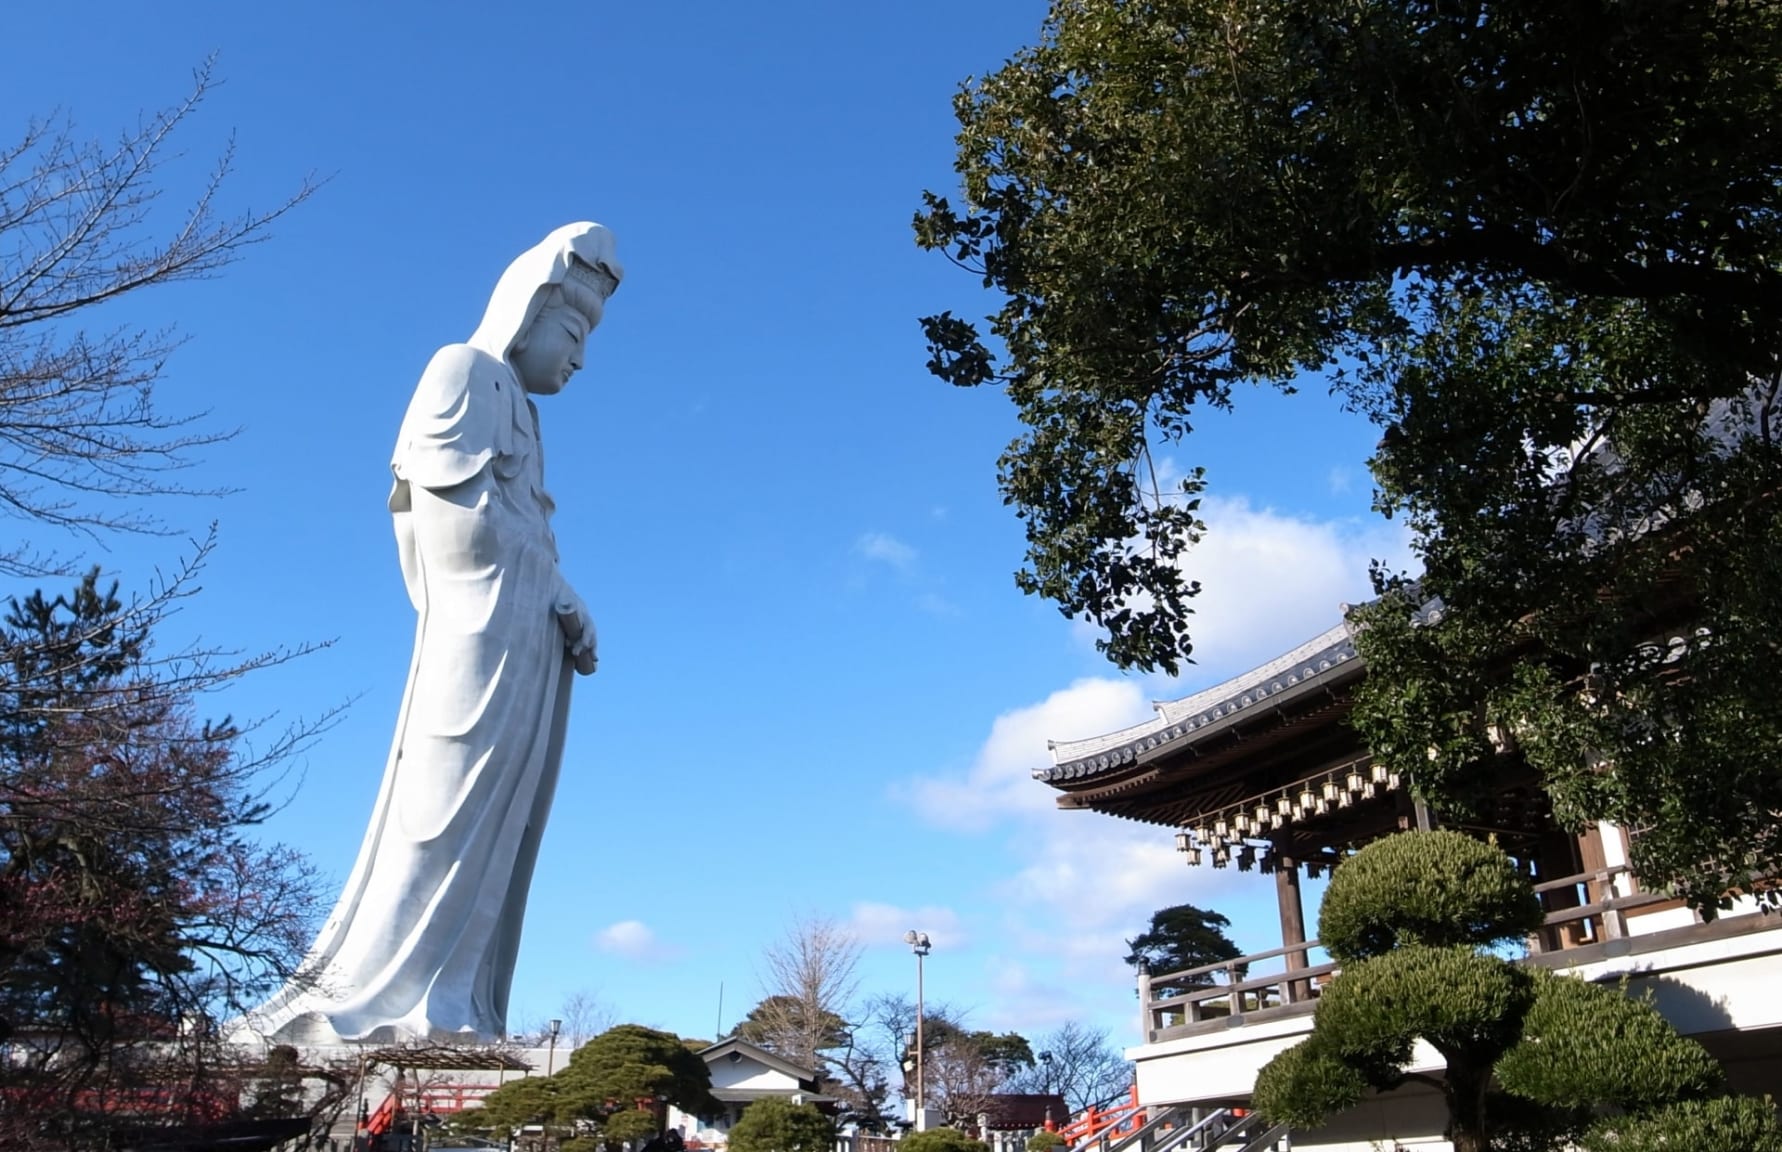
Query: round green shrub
1582 1096 1782 1152
728 1097 836 1152
1319 831 1543 962
901 1127 989 1152
1314 945 1533 1062
1496 971 1724 1110
1252 1037 1367 1127
1025 1132 1067 1152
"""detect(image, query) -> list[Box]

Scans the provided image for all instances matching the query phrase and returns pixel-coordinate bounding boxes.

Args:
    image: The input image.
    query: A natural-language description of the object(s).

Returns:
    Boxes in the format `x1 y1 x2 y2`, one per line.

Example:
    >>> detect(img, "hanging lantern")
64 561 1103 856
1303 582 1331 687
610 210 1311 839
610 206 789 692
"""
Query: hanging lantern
1237 845 1256 871
1314 795 1329 816
1299 786 1317 814
1346 767 1365 794
1337 790 1353 809
1255 802 1273 828
1322 778 1340 803
1306 862 1324 880
1212 847 1229 869
1193 825 1211 843
1186 846 1202 866
1214 815 1230 839
1234 811 1252 835
1371 762 1389 784
1387 771 1402 791
1175 830 1192 852
1277 794 1294 818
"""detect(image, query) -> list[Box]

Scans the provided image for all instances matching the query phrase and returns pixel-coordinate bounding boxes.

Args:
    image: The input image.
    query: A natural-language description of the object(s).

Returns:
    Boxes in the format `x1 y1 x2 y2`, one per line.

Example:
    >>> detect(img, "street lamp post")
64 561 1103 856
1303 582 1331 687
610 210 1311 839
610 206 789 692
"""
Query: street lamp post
903 930 931 1131
547 1018 563 1076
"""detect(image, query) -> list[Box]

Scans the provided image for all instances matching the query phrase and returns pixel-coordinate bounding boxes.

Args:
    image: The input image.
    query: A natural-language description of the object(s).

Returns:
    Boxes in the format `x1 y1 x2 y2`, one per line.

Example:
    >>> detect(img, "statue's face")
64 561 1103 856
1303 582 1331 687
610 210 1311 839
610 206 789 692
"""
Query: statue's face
512 302 593 395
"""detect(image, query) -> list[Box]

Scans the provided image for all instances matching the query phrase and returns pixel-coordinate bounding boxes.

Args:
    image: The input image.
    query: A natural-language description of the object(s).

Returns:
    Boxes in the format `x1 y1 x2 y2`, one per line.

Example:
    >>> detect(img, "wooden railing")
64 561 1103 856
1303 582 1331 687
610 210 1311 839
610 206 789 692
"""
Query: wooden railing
1140 941 1336 1039
1527 863 1675 954
1139 861 1773 1042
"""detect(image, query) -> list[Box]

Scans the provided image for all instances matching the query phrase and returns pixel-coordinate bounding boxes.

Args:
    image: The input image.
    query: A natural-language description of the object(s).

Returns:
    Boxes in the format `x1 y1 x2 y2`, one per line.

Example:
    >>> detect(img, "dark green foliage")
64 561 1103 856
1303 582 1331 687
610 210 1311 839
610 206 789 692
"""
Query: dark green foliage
1026 1132 1067 1152
1318 831 1543 963
727 1097 836 1152
919 0 1782 910
1496 973 1724 1111
479 1024 720 1133
1123 903 1243 978
1315 947 1533 1067
900 1127 989 1152
560 1024 721 1120
1581 1096 1782 1152
1250 1038 1365 1128
602 1109 663 1144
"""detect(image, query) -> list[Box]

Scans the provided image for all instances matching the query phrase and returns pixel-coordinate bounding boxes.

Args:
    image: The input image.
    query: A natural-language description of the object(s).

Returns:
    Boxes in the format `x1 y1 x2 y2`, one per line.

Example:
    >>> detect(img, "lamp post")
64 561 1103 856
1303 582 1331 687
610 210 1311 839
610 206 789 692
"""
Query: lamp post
903 930 931 1130
547 1018 563 1076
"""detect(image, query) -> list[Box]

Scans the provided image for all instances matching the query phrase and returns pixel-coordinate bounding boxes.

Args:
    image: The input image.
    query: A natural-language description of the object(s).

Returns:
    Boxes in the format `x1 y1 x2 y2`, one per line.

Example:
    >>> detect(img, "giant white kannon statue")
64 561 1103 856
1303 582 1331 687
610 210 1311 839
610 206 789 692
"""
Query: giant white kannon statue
251 224 619 1043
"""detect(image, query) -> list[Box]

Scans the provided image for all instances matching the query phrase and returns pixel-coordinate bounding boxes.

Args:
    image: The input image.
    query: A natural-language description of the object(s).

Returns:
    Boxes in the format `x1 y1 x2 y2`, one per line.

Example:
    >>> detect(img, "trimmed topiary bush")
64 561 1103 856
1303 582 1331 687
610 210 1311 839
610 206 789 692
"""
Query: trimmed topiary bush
1496 970 1725 1110
728 1097 836 1152
1025 1132 1066 1152
901 1127 989 1152
1251 1037 1367 1127
1582 1096 1782 1152
1254 831 1782 1152
1318 830 1543 962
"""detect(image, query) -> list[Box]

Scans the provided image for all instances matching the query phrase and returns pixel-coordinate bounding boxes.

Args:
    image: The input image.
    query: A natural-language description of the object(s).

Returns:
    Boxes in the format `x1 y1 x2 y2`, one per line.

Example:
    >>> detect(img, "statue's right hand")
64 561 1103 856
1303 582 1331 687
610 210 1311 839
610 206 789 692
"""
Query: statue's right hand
555 603 598 676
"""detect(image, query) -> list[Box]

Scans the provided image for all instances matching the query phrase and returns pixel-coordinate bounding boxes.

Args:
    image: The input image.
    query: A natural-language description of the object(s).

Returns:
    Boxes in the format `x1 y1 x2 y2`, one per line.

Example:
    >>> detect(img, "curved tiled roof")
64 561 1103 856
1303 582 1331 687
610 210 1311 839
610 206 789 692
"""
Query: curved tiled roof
1037 620 1360 785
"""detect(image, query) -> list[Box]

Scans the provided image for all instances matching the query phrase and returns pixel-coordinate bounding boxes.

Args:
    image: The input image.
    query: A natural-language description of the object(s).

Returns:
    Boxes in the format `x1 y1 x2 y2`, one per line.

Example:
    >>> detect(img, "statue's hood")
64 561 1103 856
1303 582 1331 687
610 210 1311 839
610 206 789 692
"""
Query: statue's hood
467 222 623 362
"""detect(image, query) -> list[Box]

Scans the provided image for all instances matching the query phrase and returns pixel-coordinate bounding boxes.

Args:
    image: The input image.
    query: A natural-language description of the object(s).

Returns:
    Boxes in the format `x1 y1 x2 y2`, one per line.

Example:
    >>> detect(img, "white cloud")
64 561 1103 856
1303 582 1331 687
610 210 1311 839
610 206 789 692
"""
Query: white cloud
897 499 1406 1034
856 532 918 571
1076 495 1412 685
594 919 681 962
847 902 967 951
902 678 1153 833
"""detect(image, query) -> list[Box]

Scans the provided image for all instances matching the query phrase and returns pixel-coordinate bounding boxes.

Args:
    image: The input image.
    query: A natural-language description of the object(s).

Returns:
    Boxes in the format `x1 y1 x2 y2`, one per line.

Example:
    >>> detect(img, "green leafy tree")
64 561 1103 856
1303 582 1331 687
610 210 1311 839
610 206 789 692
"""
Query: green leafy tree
1122 904 1242 981
1252 832 1782 1152
478 1024 720 1142
916 0 1782 905
727 1097 836 1152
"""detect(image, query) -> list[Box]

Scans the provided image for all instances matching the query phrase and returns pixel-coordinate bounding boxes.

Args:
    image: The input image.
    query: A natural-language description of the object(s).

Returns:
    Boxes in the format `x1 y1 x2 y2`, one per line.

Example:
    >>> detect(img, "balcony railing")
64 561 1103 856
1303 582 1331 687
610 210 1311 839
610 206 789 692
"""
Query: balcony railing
1139 941 1337 1040
1139 862 1777 1043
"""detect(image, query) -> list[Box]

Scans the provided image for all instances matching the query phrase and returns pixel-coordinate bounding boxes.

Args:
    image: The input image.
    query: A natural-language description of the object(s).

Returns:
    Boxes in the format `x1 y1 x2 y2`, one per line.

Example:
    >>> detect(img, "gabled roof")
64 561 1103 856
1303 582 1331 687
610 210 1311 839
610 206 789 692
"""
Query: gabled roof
697 1036 817 1084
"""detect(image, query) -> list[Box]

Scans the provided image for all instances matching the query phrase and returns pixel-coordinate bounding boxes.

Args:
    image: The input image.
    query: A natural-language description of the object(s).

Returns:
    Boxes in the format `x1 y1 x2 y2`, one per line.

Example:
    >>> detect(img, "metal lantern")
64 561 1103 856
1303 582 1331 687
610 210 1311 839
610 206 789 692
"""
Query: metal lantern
1175 830 1192 852
1212 847 1229 869
1322 778 1340 803
1255 802 1273 828
1371 762 1389 784
1346 767 1365 794
1237 845 1256 871
1234 811 1252 835
1276 794 1294 818
1214 816 1230 839
1186 846 1202 866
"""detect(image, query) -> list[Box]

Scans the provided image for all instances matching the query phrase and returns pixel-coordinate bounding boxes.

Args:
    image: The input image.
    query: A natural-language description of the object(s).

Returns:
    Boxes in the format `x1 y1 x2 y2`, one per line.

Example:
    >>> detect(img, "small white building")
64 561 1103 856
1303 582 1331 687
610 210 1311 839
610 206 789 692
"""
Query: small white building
668 1037 834 1149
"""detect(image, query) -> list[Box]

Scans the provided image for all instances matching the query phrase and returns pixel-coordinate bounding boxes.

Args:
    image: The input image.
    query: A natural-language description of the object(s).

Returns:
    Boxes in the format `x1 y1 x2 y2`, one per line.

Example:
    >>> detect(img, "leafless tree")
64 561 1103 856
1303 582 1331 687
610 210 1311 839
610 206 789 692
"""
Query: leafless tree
746 915 862 1074
1003 1021 1132 1113
0 56 317 576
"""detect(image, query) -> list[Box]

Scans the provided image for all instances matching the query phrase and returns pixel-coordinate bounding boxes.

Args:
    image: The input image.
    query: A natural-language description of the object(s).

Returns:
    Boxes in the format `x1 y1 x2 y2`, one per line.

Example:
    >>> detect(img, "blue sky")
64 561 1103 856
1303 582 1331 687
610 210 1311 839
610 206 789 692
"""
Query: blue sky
2 2 1406 1056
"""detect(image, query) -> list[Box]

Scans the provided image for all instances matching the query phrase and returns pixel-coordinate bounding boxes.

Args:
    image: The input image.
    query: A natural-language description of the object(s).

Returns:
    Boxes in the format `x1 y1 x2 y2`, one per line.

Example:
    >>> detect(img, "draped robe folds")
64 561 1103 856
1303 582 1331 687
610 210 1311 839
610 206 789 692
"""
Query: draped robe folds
254 343 578 1043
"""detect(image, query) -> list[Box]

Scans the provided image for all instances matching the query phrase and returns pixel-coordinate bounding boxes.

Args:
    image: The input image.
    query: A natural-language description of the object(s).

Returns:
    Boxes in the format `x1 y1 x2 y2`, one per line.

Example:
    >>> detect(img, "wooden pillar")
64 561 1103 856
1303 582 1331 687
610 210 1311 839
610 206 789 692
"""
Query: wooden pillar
1276 856 1311 1003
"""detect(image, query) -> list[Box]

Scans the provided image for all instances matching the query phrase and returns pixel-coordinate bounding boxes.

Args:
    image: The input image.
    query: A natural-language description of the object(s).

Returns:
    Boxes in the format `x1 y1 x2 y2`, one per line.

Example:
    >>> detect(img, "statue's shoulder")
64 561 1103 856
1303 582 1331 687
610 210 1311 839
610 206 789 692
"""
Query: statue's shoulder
393 343 519 490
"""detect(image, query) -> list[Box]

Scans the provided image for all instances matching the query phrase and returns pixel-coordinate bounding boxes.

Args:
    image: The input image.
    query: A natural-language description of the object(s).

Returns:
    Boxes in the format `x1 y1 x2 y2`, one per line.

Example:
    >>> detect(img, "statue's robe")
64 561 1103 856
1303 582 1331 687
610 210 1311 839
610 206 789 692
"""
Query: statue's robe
257 343 576 1042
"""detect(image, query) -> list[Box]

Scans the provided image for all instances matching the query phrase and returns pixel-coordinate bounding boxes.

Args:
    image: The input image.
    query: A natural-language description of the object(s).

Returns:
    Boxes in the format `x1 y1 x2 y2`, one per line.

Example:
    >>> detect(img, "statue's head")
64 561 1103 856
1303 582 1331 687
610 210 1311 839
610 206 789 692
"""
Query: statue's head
469 223 623 395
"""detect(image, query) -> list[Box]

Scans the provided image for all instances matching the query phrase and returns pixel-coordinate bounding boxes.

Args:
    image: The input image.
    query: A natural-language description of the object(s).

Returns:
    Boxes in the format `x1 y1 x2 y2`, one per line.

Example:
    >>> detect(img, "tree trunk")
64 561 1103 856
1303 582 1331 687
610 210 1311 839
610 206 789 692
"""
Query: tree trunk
1442 1055 1493 1152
